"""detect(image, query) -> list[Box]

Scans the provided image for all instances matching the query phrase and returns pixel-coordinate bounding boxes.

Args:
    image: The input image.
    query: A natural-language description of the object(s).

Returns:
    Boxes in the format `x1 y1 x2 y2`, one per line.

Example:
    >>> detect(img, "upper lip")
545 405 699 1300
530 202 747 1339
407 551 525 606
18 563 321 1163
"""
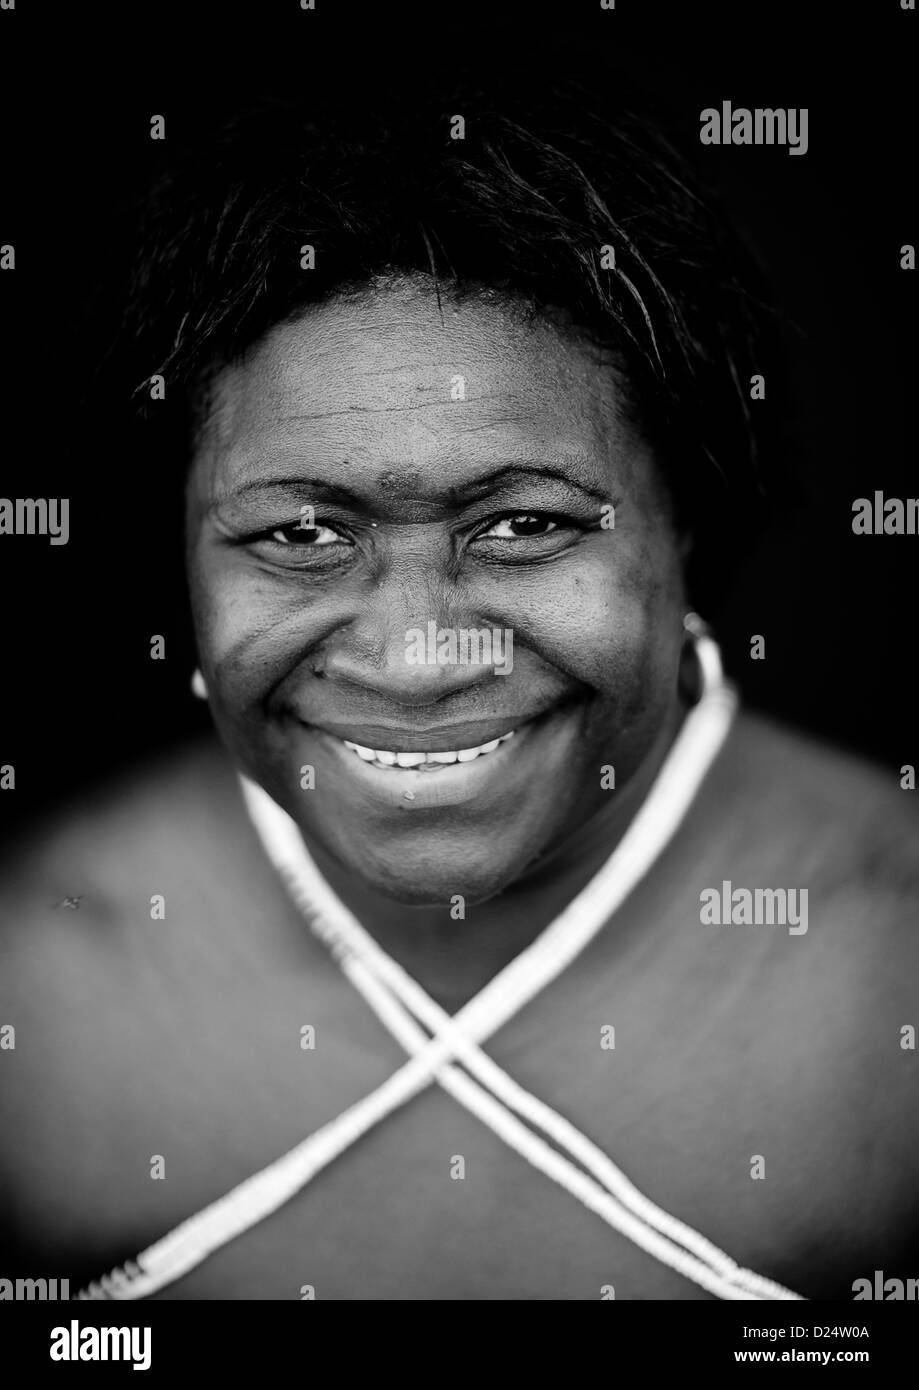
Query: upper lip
304 714 547 752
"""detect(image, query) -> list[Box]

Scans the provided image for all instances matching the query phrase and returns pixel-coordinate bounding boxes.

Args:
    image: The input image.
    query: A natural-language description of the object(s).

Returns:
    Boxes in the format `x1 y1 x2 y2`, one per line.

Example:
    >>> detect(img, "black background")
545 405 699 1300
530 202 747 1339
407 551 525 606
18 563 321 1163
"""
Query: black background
0 0 915 834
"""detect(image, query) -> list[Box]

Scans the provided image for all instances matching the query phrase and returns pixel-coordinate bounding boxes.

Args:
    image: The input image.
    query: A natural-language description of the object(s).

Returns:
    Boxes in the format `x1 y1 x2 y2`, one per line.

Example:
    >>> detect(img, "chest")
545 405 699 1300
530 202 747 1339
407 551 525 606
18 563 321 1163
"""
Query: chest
25 946 883 1302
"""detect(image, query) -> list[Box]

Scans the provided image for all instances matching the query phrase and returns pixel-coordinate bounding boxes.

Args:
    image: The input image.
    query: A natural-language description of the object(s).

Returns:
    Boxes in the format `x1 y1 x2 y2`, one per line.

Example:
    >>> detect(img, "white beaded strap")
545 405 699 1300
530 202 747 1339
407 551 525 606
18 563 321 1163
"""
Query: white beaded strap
233 663 800 1301
341 955 795 1300
78 631 802 1301
284 891 801 1301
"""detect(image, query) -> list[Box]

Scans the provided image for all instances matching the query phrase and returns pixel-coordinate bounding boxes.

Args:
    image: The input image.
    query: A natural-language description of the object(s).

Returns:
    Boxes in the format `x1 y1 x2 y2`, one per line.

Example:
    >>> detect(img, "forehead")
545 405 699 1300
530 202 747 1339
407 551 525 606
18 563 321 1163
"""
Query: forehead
197 282 639 495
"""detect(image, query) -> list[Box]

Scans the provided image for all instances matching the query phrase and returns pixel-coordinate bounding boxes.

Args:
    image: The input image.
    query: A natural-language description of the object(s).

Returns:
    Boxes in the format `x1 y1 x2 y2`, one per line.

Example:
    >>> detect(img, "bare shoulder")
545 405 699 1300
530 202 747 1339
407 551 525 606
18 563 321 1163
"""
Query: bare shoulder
717 709 919 903
0 735 251 919
701 709 919 1077
711 711 919 1218
709 710 919 1014
0 742 266 1216
0 735 281 1040
0 739 352 1276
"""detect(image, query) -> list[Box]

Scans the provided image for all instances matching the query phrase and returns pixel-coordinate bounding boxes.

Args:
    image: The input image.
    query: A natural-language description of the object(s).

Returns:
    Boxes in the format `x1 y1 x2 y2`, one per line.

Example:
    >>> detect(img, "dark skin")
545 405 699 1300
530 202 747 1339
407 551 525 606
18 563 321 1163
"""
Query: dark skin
1 286 917 1299
187 286 685 903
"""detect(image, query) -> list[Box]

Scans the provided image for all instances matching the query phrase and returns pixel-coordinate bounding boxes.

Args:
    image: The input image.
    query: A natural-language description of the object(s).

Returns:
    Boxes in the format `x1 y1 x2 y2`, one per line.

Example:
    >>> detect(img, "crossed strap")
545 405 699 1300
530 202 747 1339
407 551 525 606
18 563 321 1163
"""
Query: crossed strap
78 644 804 1302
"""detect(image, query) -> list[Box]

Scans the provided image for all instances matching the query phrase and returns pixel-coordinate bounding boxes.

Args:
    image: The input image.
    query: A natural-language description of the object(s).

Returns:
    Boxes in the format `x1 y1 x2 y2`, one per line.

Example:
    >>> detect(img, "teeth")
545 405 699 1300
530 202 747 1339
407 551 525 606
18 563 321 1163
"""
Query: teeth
342 730 515 770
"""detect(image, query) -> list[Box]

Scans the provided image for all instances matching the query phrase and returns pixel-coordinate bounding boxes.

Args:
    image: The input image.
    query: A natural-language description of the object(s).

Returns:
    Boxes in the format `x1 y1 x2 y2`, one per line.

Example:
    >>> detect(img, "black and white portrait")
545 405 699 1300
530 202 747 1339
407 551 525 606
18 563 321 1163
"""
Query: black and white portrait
1 0 916 1334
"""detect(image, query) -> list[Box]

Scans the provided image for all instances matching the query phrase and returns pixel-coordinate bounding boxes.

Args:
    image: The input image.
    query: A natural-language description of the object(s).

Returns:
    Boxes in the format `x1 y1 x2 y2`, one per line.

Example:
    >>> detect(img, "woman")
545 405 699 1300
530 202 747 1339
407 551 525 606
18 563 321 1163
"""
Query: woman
1 81 917 1302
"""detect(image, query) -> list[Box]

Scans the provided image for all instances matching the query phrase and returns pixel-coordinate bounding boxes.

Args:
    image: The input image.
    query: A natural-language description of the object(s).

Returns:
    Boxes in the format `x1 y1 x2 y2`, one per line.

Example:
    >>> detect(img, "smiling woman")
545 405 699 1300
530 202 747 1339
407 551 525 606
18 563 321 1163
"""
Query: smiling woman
188 278 690 904
1 75 917 1304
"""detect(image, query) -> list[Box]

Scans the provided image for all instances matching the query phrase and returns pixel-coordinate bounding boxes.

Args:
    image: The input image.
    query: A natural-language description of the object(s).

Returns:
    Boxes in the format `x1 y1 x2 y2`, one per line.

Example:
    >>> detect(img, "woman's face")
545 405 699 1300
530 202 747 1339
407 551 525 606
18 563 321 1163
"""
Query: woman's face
186 281 687 905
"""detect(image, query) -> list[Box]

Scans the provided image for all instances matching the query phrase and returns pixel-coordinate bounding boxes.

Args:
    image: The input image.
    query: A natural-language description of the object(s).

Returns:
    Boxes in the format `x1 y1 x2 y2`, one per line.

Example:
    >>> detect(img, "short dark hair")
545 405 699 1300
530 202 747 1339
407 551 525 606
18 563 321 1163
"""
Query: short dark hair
121 75 786 609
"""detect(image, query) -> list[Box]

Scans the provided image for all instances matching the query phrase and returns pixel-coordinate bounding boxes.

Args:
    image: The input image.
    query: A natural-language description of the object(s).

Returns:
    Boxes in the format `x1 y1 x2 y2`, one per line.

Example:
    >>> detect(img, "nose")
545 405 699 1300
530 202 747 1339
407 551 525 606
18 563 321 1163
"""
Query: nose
316 567 504 709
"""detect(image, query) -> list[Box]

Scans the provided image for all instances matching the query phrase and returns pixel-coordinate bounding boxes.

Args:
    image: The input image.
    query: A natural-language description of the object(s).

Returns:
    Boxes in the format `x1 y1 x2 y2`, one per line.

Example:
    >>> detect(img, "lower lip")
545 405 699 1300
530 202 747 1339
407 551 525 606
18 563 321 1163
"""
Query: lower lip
312 722 541 810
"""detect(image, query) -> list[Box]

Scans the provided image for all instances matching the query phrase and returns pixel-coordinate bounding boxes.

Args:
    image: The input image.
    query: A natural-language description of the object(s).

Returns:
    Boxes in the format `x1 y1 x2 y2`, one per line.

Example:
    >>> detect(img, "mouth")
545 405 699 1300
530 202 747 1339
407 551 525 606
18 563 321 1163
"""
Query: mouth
341 730 516 772
303 711 560 811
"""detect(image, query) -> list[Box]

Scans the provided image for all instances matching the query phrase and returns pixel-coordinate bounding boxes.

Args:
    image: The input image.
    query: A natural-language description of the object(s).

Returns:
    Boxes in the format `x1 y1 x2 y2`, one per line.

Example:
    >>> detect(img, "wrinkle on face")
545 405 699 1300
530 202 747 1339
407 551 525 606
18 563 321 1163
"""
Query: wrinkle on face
184 278 687 905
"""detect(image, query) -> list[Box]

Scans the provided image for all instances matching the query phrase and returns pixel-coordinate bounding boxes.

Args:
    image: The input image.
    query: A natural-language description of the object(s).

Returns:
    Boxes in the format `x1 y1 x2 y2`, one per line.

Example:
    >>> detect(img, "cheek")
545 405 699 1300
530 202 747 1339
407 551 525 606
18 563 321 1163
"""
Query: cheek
187 512 685 713
482 529 683 695
592 530 684 687
188 540 302 707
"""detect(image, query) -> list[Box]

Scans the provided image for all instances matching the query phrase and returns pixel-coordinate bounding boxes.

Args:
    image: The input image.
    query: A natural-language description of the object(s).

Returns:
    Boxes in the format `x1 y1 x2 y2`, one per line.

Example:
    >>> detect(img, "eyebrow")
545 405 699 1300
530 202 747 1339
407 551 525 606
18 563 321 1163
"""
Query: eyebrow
210 478 366 513
212 462 610 513
449 464 609 504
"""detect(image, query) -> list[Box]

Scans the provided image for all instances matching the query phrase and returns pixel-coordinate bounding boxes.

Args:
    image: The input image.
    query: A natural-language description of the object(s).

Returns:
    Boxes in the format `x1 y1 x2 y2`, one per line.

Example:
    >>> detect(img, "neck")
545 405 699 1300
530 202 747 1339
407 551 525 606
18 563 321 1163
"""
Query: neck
302 691 690 1010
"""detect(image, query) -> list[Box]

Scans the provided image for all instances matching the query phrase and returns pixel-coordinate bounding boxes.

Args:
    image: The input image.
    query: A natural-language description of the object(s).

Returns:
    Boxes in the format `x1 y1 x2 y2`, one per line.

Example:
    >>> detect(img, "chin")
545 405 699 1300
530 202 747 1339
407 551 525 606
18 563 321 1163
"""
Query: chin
340 844 527 909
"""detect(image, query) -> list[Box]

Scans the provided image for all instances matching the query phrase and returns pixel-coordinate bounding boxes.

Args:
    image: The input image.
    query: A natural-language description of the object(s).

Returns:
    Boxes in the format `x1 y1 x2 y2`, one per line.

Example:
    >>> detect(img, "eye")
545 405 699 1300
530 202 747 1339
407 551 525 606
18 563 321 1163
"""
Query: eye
246 516 356 569
267 521 349 547
478 513 562 540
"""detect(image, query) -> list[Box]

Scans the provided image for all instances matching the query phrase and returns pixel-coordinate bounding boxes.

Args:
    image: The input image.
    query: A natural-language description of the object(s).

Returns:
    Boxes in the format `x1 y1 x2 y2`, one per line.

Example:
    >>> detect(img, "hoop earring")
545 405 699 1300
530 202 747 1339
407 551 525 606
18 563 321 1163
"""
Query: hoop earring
682 611 710 642
678 611 711 704
191 668 208 701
